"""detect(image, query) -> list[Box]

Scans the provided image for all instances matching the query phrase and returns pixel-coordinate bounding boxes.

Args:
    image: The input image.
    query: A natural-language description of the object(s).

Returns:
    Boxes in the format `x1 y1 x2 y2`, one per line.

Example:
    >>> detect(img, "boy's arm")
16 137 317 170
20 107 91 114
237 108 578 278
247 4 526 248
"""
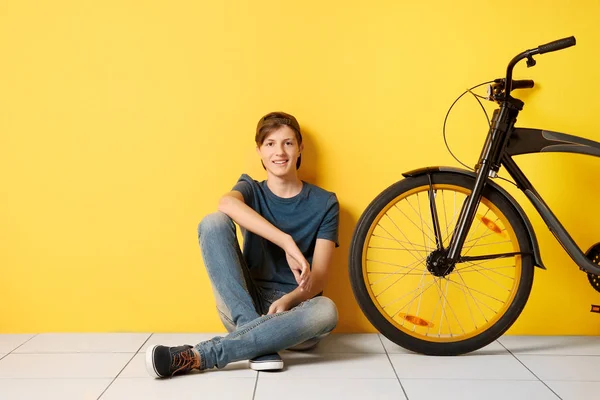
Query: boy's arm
218 191 311 289
219 191 291 249
268 238 335 313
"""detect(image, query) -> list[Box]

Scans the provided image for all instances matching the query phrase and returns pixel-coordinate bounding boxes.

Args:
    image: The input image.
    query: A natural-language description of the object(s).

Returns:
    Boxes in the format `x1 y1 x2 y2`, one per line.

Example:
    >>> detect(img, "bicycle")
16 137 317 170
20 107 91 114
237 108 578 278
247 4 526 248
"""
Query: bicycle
349 36 600 356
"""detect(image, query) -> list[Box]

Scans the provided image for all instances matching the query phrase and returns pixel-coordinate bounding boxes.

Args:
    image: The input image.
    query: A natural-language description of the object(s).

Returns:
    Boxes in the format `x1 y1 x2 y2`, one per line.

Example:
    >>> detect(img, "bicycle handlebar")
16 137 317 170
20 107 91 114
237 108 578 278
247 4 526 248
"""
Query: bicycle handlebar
511 79 535 89
537 36 576 55
505 36 576 96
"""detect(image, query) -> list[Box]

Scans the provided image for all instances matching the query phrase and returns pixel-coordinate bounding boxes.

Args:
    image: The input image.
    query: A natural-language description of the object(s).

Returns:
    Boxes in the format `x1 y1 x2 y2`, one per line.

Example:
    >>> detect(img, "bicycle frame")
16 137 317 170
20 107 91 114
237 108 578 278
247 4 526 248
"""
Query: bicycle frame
446 122 600 275
503 129 600 273
444 37 600 275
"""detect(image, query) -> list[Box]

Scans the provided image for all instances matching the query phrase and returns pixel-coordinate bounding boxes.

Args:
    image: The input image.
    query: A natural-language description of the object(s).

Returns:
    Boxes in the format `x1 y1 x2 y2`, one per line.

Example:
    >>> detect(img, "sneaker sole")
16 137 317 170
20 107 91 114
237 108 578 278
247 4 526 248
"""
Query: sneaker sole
249 359 284 371
145 345 163 378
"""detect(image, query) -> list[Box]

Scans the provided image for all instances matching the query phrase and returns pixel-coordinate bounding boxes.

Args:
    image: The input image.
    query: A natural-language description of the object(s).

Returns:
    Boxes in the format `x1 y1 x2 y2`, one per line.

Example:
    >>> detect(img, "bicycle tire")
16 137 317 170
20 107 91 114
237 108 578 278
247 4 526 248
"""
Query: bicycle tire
349 172 534 355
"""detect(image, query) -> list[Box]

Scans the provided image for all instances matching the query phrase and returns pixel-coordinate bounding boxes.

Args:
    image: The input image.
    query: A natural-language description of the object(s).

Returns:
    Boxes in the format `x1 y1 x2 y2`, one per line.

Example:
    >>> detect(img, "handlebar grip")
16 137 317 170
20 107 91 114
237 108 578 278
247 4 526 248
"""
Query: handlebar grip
538 36 576 54
512 79 535 89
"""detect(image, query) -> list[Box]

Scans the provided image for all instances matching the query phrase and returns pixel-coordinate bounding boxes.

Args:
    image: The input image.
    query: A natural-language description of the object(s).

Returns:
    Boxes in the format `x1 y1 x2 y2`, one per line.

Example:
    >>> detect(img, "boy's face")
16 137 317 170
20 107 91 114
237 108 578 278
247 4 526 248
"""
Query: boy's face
256 125 303 179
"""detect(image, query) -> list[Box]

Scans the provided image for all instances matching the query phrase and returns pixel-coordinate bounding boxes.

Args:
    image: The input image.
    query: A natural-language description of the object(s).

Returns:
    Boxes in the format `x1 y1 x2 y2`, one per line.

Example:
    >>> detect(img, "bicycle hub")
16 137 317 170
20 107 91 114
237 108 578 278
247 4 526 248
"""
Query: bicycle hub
426 249 456 277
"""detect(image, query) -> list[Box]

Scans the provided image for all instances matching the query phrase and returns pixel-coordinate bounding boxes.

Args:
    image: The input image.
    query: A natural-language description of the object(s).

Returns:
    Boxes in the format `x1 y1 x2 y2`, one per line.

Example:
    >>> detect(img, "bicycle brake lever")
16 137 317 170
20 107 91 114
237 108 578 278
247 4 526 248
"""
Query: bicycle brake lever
526 55 537 68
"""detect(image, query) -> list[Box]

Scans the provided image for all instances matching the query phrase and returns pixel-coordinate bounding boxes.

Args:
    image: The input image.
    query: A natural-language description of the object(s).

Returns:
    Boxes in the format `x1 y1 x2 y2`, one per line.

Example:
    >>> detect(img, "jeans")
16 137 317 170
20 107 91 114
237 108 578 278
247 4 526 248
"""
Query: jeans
195 211 338 370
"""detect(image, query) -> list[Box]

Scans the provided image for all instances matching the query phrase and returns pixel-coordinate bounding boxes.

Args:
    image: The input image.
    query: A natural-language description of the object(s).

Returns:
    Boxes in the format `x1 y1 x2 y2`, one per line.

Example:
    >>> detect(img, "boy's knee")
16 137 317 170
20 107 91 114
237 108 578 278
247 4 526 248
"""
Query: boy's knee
313 296 338 332
197 212 234 237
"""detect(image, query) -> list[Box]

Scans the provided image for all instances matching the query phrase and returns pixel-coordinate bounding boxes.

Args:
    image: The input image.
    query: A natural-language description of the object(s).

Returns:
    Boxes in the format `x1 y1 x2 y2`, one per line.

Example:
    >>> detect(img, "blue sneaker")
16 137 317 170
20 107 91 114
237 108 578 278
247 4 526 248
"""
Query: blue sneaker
249 352 284 371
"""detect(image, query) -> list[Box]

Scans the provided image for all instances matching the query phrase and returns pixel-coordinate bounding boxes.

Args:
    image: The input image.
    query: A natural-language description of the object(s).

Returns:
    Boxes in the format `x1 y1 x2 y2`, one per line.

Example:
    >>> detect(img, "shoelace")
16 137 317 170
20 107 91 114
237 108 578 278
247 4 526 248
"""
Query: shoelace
171 348 199 375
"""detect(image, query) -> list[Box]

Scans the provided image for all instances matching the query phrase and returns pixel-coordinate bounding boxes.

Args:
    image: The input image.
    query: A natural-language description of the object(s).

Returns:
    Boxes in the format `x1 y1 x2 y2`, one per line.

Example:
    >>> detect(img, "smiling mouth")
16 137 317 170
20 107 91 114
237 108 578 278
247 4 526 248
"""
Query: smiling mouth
272 160 289 166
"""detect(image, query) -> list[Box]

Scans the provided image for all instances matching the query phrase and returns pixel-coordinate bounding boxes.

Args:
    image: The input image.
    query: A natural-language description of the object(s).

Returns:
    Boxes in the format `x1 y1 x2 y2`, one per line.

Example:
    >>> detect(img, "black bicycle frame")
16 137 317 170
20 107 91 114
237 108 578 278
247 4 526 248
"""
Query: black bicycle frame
446 101 600 276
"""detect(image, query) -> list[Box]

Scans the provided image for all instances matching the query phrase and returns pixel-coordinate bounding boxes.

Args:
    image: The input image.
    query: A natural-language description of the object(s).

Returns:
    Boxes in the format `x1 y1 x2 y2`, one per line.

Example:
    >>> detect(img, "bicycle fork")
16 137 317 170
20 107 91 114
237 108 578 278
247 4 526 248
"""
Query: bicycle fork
443 104 521 264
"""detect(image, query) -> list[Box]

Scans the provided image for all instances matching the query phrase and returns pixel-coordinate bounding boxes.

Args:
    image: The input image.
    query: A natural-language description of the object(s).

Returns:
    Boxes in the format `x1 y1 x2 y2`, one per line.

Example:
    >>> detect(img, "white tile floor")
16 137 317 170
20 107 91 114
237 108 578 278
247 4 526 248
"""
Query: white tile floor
0 333 599 399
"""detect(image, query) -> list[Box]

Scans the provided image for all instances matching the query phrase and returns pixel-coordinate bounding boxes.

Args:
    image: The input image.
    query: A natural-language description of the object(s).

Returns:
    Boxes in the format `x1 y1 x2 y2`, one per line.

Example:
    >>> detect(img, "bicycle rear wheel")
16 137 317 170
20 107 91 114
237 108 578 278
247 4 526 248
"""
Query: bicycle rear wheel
349 172 534 355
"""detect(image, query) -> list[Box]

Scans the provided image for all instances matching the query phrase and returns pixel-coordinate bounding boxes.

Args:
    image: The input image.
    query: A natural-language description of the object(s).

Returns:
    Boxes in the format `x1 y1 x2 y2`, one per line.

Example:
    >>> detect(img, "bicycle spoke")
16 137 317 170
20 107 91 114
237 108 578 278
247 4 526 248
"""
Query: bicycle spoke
418 193 431 253
459 209 490 255
454 269 489 324
442 209 500 253
435 277 454 336
372 255 428 297
464 229 502 245
368 258 428 285
402 195 437 240
454 270 479 330
411 269 429 332
446 278 503 311
376 221 422 262
460 240 512 248
382 275 438 310
442 190 461 248
381 211 431 257
444 277 467 335
401 267 429 330
368 246 429 253
457 261 516 280
399 197 437 251
469 267 512 292
426 280 444 336
371 234 431 249
367 257 426 270
369 272 429 276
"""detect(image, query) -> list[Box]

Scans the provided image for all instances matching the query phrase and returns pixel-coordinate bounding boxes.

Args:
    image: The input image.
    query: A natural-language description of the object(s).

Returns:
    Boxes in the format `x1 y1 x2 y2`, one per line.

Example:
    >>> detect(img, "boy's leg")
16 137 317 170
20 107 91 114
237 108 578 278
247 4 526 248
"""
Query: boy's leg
286 333 329 351
197 211 261 329
258 289 329 352
248 287 287 371
195 296 338 370
146 211 262 378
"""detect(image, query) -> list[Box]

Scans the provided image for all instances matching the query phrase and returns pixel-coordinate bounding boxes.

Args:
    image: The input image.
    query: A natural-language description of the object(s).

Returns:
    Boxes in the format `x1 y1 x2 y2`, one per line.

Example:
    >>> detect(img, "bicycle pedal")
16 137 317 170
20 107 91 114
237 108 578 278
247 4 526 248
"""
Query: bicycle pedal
590 305 600 314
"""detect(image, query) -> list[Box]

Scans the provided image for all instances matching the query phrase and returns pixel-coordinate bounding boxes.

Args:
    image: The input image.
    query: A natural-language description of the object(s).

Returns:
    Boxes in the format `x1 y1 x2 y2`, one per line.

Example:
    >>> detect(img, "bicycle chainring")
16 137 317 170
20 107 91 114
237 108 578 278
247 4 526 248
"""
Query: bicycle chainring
585 243 600 294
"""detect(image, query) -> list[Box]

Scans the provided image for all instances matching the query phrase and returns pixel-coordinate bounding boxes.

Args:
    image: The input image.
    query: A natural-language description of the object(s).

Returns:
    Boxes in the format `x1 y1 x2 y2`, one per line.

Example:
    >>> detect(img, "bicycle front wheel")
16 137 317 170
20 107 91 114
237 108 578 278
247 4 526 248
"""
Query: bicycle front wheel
349 172 534 355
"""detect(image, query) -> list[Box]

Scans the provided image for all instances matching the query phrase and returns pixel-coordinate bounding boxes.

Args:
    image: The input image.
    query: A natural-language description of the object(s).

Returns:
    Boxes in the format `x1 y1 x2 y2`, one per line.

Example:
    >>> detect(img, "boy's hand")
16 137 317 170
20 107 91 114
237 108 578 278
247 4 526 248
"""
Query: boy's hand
284 240 312 292
267 295 294 314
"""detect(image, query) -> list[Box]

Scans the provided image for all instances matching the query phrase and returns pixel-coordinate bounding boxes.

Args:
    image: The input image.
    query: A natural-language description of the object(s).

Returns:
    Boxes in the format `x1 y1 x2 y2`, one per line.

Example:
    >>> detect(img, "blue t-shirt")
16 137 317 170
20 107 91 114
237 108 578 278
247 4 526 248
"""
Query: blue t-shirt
232 174 339 293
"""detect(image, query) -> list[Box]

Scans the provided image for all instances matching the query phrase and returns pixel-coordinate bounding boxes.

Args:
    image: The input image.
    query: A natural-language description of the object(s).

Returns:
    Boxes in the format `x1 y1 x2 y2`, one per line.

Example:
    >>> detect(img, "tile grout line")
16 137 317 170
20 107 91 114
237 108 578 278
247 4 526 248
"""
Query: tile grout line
96 333 154 400
497 340 563 400
487 353 600 357
10 351 145 354
5 333 39 357
378 334 410 400
252 371 260 400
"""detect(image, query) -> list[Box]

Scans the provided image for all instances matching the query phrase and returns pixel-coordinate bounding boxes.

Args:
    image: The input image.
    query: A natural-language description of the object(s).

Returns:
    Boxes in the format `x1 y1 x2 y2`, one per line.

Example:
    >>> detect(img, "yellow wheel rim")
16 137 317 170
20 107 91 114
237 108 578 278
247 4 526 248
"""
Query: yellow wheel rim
362 184 522 342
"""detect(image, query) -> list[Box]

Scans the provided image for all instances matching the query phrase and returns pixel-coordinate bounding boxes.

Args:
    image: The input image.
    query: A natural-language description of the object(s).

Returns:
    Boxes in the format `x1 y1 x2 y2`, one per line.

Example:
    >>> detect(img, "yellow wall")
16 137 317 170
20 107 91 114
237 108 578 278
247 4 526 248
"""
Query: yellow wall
2 0 600 335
